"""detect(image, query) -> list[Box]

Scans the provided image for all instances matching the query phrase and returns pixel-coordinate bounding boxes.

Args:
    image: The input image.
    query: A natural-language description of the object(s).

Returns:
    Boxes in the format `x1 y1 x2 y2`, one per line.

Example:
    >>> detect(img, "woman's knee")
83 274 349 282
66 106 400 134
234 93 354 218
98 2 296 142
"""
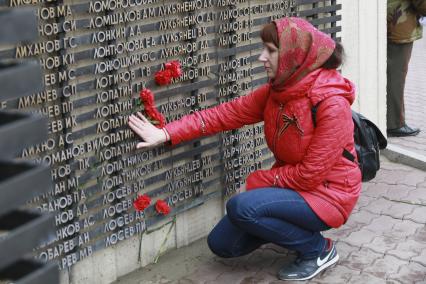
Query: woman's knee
207 229 233 258
226 193 256 222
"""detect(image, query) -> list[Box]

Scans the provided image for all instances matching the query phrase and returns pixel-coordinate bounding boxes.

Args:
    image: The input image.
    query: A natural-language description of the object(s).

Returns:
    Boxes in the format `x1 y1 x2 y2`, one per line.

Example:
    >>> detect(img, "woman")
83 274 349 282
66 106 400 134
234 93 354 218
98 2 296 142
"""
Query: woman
128 17 361 281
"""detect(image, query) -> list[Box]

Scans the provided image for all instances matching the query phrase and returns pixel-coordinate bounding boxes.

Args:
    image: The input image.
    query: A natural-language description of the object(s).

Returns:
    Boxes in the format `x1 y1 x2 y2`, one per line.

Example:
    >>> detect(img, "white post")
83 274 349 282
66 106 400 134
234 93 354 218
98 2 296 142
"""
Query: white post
339 0 387 132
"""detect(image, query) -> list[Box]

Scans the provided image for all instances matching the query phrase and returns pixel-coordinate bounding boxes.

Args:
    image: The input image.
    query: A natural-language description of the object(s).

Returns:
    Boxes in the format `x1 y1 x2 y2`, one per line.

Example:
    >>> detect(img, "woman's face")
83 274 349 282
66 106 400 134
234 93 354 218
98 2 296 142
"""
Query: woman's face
258 42 279 79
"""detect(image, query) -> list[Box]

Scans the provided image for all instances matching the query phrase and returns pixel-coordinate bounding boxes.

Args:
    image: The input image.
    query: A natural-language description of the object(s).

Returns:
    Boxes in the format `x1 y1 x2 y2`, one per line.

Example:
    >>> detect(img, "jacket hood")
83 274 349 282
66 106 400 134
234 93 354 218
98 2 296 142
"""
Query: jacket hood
271 68 356 106
271 17 336 91
308 69 356 106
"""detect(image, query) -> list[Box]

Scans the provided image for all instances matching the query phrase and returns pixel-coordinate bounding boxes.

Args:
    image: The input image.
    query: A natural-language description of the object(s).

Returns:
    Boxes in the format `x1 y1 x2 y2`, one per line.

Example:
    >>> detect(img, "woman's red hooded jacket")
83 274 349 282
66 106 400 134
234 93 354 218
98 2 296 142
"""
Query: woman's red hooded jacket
164 18 362 228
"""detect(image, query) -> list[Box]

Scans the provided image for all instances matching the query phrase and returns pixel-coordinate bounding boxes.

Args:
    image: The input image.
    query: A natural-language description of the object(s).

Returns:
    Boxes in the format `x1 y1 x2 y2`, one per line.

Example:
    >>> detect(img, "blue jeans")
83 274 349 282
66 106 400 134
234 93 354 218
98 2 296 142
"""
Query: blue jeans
207 188 330 260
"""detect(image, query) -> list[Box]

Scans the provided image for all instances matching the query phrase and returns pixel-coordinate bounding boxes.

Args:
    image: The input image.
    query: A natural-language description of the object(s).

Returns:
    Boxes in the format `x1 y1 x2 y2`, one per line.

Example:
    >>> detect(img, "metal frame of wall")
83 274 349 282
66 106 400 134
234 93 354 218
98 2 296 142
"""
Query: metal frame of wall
0 7 58 284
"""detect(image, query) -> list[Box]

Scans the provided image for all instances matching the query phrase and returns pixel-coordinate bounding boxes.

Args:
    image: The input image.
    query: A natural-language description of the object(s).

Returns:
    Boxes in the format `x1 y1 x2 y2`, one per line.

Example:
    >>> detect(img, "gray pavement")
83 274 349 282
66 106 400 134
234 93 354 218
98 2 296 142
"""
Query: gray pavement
115 156 426 284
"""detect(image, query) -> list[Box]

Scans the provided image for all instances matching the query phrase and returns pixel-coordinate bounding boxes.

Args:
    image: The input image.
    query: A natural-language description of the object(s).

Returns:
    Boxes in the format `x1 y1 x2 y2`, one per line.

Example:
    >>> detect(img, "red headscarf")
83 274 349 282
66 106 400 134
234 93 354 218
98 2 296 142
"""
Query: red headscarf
271 17 336 91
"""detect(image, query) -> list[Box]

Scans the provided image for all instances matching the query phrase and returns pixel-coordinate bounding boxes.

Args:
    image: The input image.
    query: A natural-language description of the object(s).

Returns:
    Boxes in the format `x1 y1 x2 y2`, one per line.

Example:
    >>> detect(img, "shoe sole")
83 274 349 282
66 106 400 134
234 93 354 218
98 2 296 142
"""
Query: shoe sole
278 253 340 281
387 130 420 137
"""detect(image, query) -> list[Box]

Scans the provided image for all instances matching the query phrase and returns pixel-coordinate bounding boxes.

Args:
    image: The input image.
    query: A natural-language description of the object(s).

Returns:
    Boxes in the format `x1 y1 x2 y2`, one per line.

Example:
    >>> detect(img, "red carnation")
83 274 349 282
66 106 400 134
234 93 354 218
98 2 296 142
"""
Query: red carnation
154 69 173 86
144 105 156 114
155 199 171 215
137 89 166 128
150 111 166 128
165 60 182 78
133 194 151 211
139 89 154 106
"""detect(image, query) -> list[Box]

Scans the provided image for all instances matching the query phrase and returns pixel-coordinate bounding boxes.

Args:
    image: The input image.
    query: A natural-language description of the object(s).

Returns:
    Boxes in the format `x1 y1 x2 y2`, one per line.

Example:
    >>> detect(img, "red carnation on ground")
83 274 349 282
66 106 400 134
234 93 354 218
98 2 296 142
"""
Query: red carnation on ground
165 60 182 78
133 194 151 211
155 199 171 215
154 69 173 86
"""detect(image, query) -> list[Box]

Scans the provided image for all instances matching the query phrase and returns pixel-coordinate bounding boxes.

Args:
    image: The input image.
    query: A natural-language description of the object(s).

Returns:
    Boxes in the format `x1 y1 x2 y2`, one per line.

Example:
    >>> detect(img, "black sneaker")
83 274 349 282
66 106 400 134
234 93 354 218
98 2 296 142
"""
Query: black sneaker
387 124 420 137
278 239 339 281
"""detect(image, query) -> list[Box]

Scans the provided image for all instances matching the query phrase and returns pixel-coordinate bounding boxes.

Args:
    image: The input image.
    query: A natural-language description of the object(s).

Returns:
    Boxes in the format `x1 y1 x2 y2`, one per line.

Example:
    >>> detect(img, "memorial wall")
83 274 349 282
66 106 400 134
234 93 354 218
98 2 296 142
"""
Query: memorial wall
0 0 341 271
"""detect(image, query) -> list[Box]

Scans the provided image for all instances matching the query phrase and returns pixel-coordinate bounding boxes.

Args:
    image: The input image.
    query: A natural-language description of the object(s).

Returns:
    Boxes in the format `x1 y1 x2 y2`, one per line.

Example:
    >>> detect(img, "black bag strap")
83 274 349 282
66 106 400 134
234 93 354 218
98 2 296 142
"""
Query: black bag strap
311 104 319 128
343 148 356 162
311 103 356 162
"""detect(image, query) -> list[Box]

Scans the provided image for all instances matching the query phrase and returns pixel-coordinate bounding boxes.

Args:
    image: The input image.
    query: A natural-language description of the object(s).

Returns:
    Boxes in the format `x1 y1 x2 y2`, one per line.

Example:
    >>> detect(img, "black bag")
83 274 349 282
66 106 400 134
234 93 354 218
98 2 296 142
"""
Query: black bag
312 106 387 182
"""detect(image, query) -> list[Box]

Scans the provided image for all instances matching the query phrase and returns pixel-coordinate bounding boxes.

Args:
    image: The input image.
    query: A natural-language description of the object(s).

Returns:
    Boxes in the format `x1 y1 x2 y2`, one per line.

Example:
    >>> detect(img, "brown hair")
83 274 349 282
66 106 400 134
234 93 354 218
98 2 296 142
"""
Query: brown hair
260 22 345 69
260 23 279 47
322 41 345 69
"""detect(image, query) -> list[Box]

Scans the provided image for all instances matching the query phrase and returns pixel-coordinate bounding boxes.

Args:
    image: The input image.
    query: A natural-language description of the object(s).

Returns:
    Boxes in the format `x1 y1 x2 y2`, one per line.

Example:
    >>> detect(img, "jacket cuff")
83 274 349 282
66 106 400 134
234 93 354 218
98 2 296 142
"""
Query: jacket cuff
245 169 277 190
164 123 180 145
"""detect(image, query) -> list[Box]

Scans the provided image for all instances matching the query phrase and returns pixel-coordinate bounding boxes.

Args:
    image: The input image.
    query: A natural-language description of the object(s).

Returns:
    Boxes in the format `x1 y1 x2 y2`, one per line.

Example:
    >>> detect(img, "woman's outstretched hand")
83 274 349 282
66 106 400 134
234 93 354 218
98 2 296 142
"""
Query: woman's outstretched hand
128 112 169 149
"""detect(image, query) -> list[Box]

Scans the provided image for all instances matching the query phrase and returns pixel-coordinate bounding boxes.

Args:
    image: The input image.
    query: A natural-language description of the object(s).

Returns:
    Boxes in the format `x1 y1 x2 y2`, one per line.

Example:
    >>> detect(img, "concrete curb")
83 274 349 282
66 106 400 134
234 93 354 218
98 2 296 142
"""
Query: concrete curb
382 143 426 171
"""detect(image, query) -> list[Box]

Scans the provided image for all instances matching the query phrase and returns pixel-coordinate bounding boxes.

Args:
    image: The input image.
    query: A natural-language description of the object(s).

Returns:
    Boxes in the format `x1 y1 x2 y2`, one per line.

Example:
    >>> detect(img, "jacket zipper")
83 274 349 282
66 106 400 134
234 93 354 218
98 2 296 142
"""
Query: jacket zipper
272 103 284 153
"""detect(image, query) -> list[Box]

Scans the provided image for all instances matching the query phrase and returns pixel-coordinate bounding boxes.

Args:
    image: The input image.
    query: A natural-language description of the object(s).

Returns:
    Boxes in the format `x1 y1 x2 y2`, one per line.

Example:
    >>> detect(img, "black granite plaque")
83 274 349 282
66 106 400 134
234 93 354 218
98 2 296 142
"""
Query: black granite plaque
0 0 341 269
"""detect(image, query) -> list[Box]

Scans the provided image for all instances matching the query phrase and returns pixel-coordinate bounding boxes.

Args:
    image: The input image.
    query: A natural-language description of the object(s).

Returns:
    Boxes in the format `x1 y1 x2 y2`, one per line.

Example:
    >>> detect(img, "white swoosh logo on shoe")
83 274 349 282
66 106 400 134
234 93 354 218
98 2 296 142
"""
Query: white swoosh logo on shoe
317 248 333 266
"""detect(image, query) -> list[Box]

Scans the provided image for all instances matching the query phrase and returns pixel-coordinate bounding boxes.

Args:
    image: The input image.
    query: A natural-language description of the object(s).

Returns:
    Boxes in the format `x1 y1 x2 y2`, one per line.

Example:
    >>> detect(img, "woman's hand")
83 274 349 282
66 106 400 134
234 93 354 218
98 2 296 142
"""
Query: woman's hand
128 112 169 149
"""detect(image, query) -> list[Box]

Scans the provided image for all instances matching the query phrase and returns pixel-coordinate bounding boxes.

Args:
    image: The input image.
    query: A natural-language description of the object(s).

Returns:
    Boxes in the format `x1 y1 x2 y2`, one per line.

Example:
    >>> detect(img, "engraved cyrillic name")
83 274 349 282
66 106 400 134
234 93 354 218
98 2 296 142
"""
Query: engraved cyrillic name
218 20 253 33
165 106 210 122
160 27 207 44
225 161 262 183
93 38 155 58
216 0 247 7
159 42 200 58
96 115 128 133
218 68 252 84
224 149 262 170
95 54 155 74
222 125 264 146
121 160 163 181
48 115 77 133
38 232 90 262
89 10 151 28
38 190 86 213
89 0 157 13
36 5 72 20
167 185 204 206
9 0 55 7
35 102 74 118
98 142 137 162
16 40 61 58
41 144 84 165
44 69 76 86
38 20 77 36
96 86 132 103
269 0 297 12
40 54 75 70
160 93 207 113
218 32 252 46
94 100 133 118
104 221 146 247
157 0 213 16
83 129 134 152
223 139 257 159
18 90 58 108
159 14 204 30
167 167 214 192
165 155 212 180
218 82 252 97
95 71 135 88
